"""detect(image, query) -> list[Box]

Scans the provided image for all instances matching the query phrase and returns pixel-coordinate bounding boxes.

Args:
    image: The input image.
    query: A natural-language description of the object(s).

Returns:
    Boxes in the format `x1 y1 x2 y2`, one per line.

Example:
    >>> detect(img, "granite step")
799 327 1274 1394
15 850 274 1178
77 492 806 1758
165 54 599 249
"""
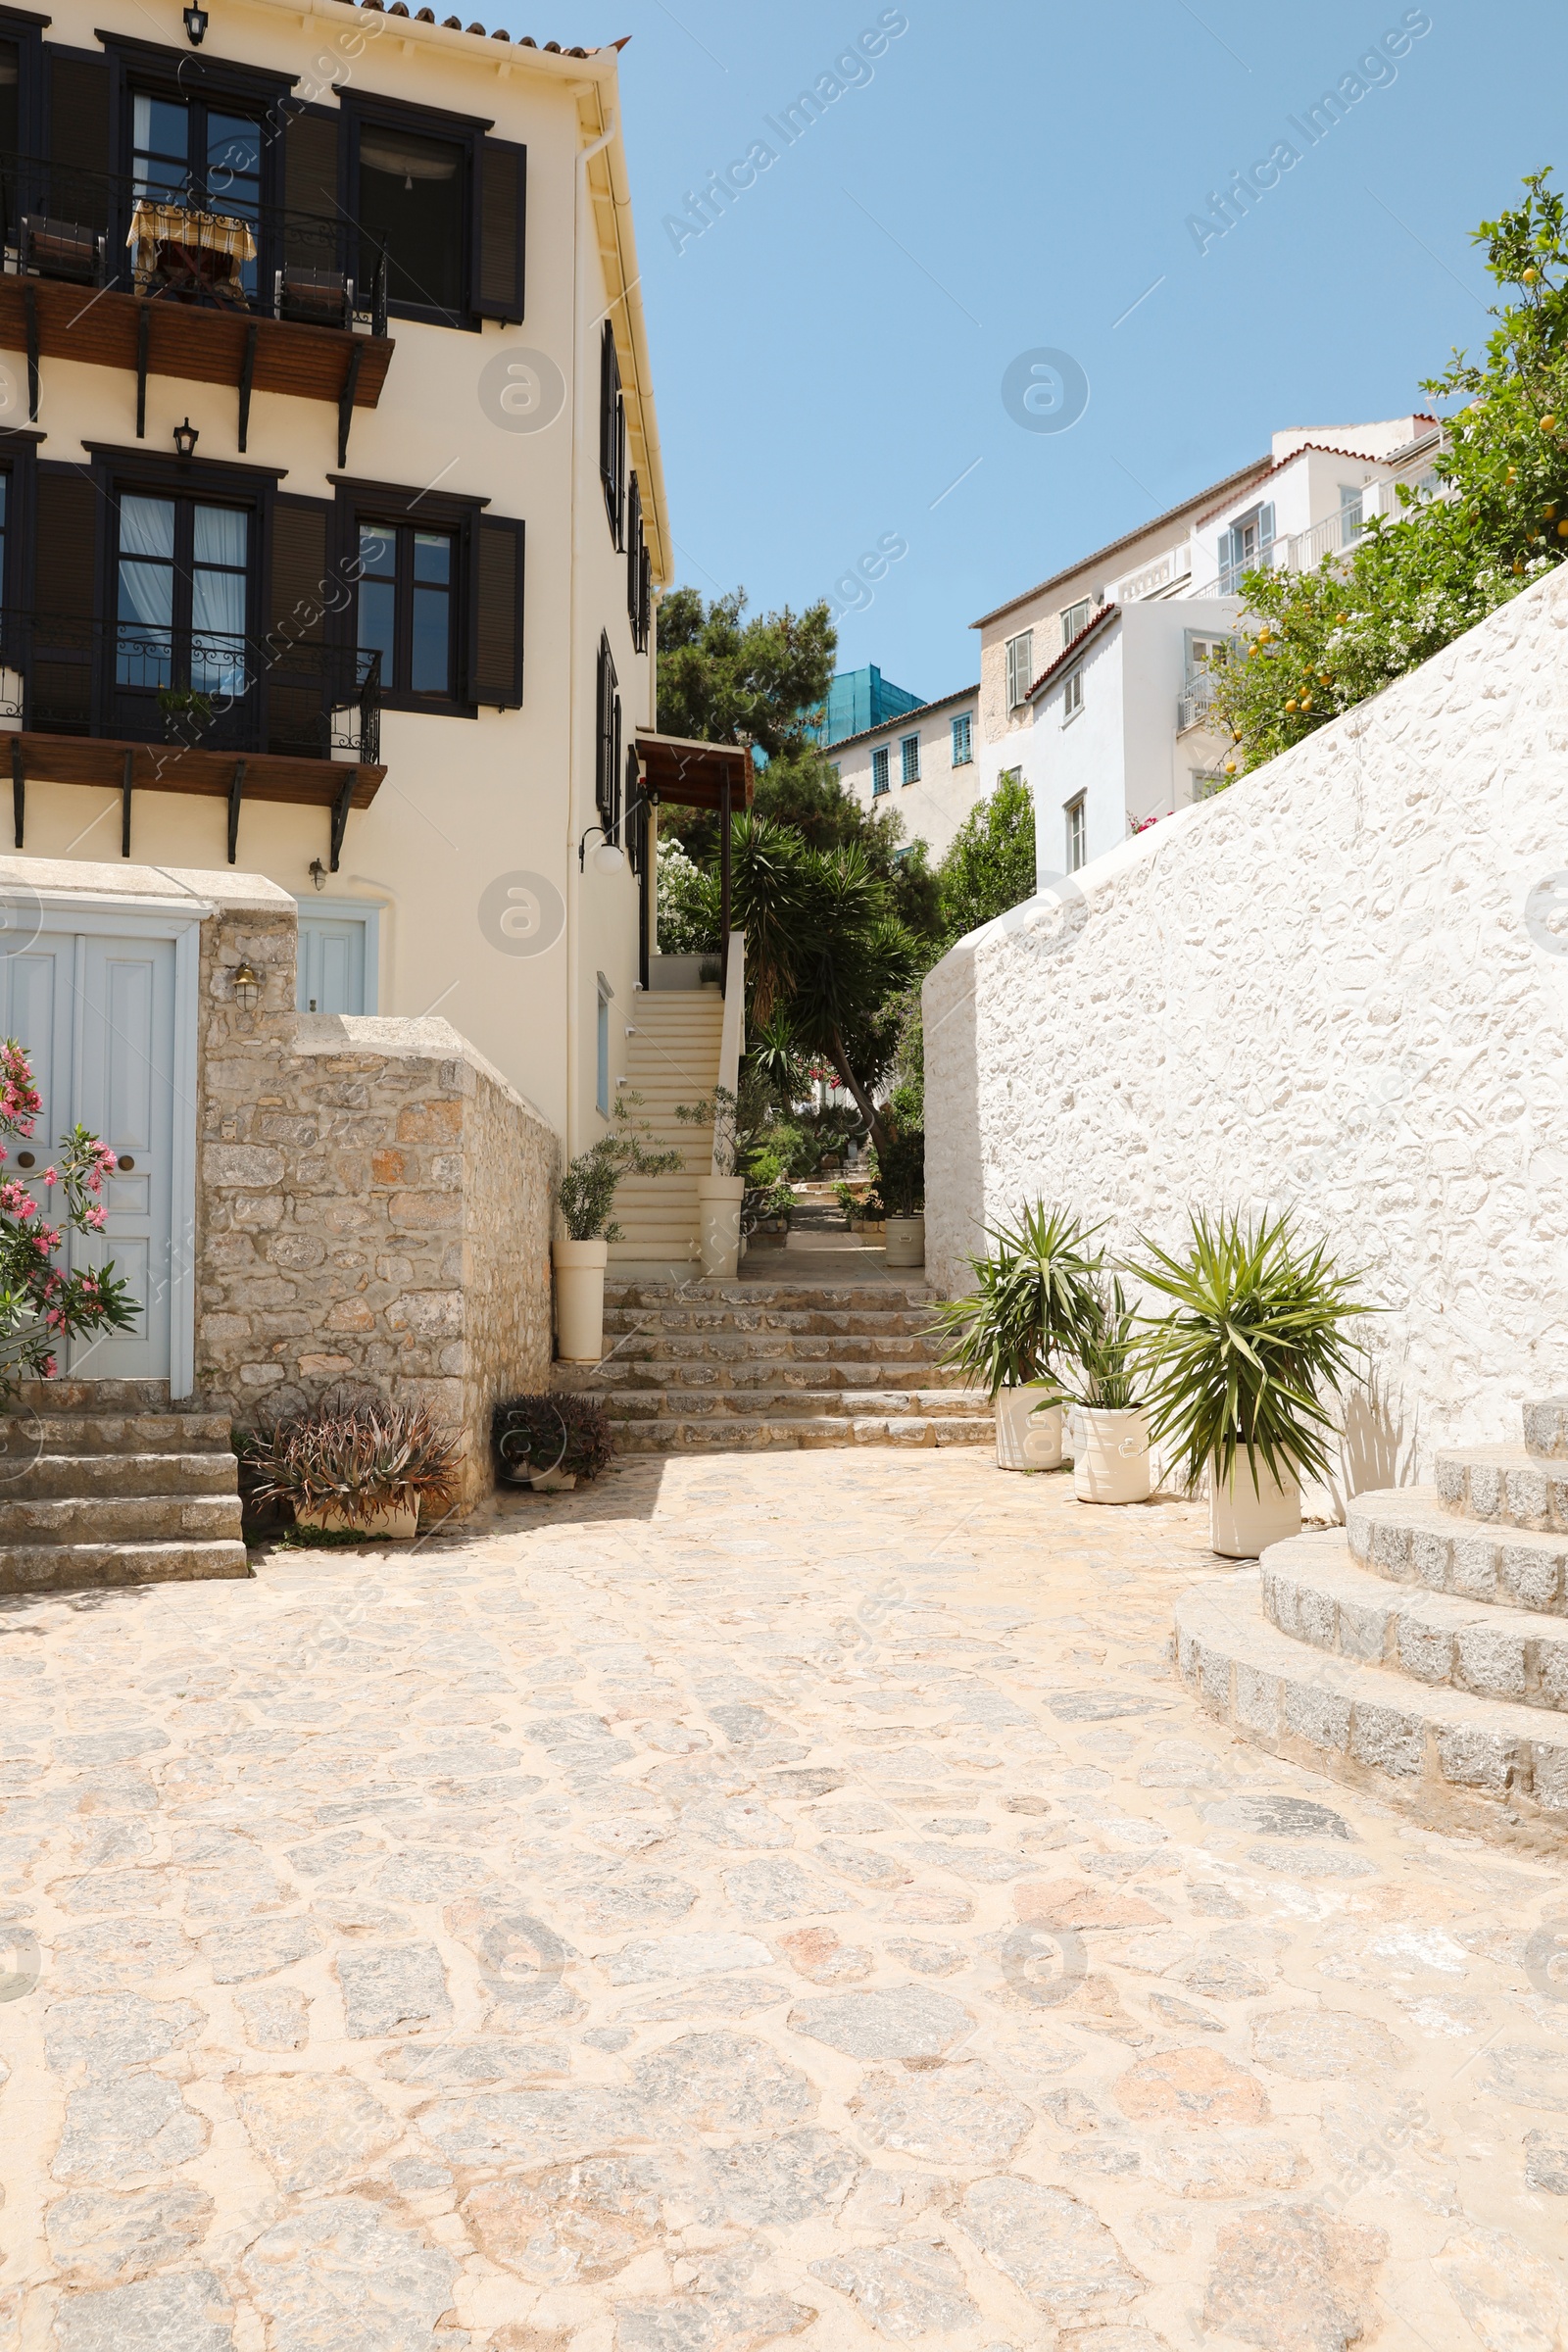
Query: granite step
1525 1396 1568 1458
595 1386 986 1423
0 1493 244 1544
606 1412 996 1453
0 1537 250 1596
0 1412 237 1461
1175 1570 1568 1832
1262 1531 1568 1712
1347 1488 1568 1615
601 1332 946 1365
1435 1445 1568 1534
603 1307 938 1341
0 1449 240 1502
583 1360 969 1396
604 1283 932 1312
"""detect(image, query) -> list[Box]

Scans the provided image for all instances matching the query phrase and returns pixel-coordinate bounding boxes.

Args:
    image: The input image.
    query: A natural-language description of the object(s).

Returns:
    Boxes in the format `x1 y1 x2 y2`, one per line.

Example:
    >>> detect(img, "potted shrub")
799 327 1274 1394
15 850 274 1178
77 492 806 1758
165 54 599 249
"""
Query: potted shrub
493 1394 613 1492
930 1203 1102 1471
1134 1209 1371 1557
556 1098 680 1359
878 1127 925 1269
676 1085 746 1280
241 1387 462 1541
1044 1275 1152 1504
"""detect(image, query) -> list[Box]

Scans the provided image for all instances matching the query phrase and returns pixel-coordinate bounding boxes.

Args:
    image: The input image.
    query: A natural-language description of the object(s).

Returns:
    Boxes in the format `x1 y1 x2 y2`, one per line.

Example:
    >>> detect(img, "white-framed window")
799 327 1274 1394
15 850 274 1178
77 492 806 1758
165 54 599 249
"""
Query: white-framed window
1061 666 1083 722
1339 481 1364 544
1185 631 1224 679
1004 629 1034 709
951 710 973 764
901 733 920 784
871 745 890 796
1218 502 1275 592
1065 796 1086 872
1060 597 1092 648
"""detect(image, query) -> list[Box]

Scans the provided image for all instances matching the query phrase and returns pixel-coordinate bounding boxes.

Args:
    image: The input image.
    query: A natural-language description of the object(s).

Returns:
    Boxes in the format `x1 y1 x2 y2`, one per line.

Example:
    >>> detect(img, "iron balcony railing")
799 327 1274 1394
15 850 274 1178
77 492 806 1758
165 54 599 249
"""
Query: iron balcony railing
0 610 381 765
0 151 388 337
1177 669 1223 733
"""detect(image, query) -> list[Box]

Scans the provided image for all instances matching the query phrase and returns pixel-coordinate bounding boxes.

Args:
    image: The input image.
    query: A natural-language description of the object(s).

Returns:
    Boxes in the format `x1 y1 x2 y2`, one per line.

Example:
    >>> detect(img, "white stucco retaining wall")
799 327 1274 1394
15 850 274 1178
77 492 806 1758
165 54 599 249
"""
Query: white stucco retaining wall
924 562 1568 1487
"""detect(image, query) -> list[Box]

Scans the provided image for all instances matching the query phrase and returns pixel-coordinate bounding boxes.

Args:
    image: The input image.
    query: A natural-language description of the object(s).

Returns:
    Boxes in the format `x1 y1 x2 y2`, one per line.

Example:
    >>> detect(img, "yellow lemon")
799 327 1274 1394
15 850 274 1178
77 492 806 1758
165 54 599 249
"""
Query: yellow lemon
1285 699 1298 711
1543 415 1558 431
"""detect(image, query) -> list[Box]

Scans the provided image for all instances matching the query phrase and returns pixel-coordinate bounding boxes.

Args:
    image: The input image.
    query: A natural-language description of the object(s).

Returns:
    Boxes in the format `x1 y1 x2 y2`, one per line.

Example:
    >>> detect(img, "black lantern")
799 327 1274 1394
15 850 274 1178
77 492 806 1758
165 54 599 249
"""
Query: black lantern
172 417 199 459
183 4 209 42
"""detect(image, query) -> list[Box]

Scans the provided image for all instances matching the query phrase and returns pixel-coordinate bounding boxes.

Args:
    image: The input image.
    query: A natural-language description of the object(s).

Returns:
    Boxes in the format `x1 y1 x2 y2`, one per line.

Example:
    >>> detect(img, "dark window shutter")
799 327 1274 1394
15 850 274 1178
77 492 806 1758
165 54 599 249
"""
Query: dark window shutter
267 495 332 758
474 138 525 321
595 634 617 822
626 473 641 640
31 466 97 729
282 105 341 271
47 53 111 238
599 321 623 548
470 514 523 708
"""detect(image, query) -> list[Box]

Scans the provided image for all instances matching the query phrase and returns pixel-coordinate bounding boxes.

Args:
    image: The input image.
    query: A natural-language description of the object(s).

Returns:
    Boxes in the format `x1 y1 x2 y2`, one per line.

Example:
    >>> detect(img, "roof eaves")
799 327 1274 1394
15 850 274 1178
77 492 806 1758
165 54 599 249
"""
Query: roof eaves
1025 602 1119 702
968 453 1271 632
827 681 981 752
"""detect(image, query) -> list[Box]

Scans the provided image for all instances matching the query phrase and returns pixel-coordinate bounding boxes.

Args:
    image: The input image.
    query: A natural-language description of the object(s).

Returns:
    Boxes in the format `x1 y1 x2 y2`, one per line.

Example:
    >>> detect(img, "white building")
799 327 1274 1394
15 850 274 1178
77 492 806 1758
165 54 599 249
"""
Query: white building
828 681 980 861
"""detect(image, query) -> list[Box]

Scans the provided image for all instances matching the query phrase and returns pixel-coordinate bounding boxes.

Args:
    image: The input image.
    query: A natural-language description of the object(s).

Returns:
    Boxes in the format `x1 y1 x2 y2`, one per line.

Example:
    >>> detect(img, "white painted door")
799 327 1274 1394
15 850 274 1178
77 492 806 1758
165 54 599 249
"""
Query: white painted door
0 930 177 1378
297 915 367 1014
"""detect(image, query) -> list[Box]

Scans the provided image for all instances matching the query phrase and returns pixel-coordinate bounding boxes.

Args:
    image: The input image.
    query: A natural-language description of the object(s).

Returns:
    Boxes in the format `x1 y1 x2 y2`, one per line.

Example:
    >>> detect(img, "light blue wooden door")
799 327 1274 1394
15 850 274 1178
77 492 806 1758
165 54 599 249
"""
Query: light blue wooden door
0 930 176 1379
297 915 367 1014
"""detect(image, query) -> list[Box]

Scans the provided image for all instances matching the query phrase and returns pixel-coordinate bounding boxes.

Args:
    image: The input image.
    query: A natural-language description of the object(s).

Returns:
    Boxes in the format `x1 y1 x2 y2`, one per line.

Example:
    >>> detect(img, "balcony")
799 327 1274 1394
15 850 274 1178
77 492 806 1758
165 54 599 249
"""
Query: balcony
0 156 394 461
1283 504 1363 574
0 610 384 868
1177 670 1224 734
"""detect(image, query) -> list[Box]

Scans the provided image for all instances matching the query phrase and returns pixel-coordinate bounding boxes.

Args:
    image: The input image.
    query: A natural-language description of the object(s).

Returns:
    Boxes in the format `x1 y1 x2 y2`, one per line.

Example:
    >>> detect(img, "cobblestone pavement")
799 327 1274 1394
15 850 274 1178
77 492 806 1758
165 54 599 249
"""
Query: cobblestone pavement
2 1449 1567 2352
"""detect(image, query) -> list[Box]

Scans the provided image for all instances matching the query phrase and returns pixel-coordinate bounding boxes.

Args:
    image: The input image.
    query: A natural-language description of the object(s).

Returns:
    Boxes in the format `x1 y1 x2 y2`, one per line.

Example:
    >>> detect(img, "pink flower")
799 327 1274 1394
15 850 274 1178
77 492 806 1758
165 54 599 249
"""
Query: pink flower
87 1206 107 1230
42 1355 56 1377
42 1167 56 1188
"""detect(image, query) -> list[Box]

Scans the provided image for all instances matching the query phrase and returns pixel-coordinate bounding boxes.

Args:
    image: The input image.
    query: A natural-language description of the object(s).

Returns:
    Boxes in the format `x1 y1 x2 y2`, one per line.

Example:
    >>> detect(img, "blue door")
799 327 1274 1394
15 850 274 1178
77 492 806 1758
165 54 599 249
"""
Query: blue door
297 913 369 1014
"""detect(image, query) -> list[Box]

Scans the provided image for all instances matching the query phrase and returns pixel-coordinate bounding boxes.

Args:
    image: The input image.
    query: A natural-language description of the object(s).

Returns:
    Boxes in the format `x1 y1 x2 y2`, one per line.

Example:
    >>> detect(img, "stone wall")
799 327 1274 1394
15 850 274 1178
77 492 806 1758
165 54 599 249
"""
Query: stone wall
195 890 556 1513
925 563 1568 1487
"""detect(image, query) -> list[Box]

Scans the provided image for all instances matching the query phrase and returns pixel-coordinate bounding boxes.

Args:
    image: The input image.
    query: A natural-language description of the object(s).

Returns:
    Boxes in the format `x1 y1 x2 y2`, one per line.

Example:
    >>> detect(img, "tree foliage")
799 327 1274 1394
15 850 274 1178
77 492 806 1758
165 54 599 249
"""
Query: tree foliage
1206 170 1568 772
656 586 836 760
935 770 1037 943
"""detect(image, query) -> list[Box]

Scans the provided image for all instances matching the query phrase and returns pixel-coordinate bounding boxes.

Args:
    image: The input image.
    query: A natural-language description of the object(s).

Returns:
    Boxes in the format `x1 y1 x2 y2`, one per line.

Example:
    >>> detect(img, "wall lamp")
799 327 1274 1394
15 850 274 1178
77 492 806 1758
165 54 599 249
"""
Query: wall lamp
578 824 625 876
183 4 210 42
231 961 260 1008
172 417 200 458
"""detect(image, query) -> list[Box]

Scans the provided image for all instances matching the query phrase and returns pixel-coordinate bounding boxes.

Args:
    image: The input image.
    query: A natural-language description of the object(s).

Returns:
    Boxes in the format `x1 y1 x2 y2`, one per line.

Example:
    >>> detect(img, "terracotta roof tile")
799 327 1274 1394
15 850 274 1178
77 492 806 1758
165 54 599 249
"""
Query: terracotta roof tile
827 682 980 753
1025 602 1119 702
342 0 600 48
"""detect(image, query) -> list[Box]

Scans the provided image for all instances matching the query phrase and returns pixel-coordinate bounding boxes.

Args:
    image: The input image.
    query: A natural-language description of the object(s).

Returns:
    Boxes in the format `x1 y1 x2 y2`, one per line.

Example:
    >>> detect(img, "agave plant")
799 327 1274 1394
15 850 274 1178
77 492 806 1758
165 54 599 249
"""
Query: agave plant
929 1203 1103 1398
1132 1209 1372 1495
241 1387 463 1527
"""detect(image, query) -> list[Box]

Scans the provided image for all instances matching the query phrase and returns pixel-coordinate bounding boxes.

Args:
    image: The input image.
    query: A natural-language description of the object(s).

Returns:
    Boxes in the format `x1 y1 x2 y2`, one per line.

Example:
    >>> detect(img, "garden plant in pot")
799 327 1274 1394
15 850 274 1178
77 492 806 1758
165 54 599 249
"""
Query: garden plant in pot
555 1098 681 1361
1134 1209 1371 1558
493 1394 613 1493
930 1203 1102 1472
877 1126 926 1268
675 1085 747 1279
1042 1274 1152 1504
241 1387 462 1542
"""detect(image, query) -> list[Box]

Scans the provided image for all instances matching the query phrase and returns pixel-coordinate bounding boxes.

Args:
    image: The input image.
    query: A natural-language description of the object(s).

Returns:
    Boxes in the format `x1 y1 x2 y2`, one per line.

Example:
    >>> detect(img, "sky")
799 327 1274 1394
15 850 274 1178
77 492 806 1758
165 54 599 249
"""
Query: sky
485 0 1568 699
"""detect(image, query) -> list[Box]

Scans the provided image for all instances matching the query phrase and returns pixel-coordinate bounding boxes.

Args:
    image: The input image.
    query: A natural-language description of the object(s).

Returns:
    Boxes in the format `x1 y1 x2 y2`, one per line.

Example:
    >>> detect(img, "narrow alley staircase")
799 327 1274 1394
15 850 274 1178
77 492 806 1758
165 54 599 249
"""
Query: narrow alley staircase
1176 1394 1568 1838
0 1380 248 1596
606 981 725 1283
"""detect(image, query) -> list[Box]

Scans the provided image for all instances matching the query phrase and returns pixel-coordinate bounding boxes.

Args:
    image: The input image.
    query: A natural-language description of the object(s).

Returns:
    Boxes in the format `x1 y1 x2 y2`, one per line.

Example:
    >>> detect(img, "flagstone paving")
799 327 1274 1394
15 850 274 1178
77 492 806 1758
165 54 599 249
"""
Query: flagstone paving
1 1447 1567 2351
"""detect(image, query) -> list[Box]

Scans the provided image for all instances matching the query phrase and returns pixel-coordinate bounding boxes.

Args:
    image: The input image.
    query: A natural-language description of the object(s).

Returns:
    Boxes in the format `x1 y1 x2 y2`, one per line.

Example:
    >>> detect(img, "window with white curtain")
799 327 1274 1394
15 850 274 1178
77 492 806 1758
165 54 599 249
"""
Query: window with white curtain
115 492 249 697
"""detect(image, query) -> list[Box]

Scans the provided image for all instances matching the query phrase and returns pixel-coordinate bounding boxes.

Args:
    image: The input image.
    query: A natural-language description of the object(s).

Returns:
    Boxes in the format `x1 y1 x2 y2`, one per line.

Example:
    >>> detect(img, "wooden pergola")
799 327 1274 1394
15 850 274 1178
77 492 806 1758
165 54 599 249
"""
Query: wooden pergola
632 729 754 991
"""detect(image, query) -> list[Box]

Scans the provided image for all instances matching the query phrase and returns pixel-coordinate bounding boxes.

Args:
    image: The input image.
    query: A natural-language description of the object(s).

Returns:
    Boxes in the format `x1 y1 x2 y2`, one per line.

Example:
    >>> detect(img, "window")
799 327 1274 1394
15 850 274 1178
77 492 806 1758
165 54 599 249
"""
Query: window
356 520 458 698
901 733 920 784
115 492 250 710
626 473 651 652
132 92 264 299
1339 481 1364 544
1185 631 1224 679
596 972 613 1118
951 710 973 765
1059 597 1092 648
595 634 621 831
600 322 627 549
870 745 890 797
1065 796 1086 872
1004 629 1034 708
356 121 466 318
1218 502 1275 593
1061 666 1083 721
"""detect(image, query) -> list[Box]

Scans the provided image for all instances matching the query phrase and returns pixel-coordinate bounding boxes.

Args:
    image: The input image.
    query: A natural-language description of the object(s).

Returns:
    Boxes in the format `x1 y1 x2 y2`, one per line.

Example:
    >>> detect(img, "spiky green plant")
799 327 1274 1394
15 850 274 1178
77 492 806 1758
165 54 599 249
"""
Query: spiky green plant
1132 1210 1373 1495
240 1387 462 1526
929 1203 1103 1398
1043 1273 1144 1411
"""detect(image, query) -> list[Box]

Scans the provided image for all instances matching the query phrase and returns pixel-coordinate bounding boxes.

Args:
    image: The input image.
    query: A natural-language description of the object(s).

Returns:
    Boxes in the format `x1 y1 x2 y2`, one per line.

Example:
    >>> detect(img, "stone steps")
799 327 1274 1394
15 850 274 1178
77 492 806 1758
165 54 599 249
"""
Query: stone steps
1176 1571 1568 1829
0 1400 247 1597
607 1411 996 1453
591 1385 985 1422
1262 1532 1568 1712
605 1332 946 1364
1435 1444 1568 1533
1348 1487 1568 1615
587 1360 968 1396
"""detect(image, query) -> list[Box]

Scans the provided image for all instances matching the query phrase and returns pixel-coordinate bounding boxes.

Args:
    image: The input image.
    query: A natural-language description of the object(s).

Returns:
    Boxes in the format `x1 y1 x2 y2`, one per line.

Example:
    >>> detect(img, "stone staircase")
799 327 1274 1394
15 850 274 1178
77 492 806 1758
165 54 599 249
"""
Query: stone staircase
607 984 725 1282
1175 1395 1568 1838
558 1280 994 1451
0 1380 248 1597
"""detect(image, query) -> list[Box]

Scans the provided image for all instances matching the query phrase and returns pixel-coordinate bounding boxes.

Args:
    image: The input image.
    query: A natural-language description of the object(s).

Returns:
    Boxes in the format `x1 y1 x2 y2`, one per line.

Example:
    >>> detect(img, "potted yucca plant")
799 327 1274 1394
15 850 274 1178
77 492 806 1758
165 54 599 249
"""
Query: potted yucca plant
1133 1210 1371 1556
1041 1273 1152 1503
930 1204 1102 1471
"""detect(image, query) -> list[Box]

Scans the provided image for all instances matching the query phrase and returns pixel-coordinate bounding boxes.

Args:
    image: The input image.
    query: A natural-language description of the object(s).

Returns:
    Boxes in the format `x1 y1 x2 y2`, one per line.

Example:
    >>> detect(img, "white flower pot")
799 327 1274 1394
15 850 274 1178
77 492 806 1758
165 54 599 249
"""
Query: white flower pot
554 1236 608 1361
697 1175 745 1280
884 1214 925 1268
295 1500 419 1542
1210 1453 1301 1558
994 1386 1063 1472
1074 1406 1152 1504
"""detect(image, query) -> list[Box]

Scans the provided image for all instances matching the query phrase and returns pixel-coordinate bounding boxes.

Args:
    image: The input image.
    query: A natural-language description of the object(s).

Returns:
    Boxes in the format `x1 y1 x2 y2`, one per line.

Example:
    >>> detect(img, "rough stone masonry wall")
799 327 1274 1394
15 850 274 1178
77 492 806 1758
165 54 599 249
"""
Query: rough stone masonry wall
925 562 1568 1490
195 896 556 1513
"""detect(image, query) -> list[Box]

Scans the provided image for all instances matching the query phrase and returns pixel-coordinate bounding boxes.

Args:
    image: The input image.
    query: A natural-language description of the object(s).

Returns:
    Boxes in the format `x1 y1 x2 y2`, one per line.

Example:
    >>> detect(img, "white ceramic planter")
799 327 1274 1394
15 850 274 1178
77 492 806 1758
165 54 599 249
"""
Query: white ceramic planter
994 1386 1063 1471
1074 1406 1152 1504
697 1174 746 1280
1210 1453 1301 1557
295 1499 419 1542
884 1214 925 1268
554 1236 608 1361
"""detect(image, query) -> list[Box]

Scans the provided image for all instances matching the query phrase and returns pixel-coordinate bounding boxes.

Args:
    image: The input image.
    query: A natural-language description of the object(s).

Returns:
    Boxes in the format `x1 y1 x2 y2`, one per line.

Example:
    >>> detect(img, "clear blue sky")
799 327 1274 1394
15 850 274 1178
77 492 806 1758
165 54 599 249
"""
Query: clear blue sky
490 0 1563 699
